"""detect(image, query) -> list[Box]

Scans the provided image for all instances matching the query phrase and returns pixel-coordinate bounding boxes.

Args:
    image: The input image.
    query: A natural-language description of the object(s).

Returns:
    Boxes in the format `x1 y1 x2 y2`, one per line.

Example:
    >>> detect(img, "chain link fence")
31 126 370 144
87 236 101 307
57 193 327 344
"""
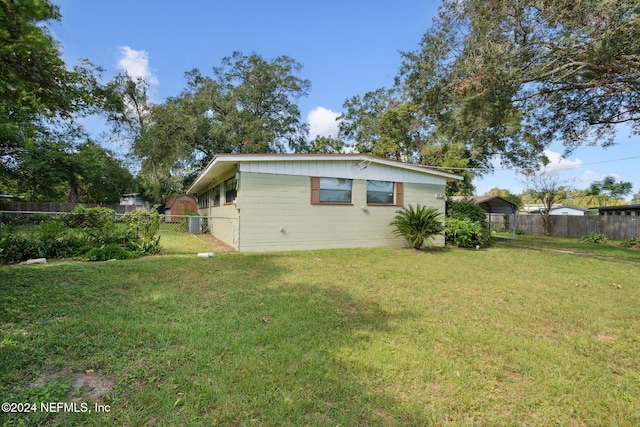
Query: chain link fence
159 214 239 249
0 211 239 250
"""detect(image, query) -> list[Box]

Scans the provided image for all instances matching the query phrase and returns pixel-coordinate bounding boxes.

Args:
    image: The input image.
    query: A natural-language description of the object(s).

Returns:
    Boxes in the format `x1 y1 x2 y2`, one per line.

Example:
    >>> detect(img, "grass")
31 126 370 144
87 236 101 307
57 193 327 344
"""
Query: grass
1 233 639 426
497 233 640 263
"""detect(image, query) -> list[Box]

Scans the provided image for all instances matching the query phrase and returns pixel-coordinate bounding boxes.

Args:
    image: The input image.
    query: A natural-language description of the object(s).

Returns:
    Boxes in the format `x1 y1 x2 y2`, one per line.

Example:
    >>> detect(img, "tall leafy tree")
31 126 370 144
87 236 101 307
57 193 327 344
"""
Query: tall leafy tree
10 137 134 203
133 100 195 204
339 88 475 194
179 51 311 160
0 0 98 168
598 176 634 200
399 0 640 168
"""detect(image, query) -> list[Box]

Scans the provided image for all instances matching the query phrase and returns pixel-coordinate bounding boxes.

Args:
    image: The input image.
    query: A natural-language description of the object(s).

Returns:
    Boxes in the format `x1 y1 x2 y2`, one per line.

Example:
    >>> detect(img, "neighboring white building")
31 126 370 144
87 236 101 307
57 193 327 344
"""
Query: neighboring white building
187 154 462 252
120 193 145 206
548 206 588 216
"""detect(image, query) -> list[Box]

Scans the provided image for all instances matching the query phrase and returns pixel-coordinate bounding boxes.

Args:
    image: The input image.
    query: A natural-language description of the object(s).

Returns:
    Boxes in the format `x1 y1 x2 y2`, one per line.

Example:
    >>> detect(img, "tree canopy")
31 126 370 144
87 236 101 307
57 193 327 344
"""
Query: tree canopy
399 0 640 167
0 0 98 164
178 52 311 159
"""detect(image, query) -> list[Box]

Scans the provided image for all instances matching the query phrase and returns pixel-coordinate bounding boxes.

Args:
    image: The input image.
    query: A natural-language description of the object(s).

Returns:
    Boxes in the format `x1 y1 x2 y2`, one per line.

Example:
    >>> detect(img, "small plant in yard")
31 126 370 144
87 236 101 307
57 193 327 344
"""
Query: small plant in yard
122 206 162 254
620 237 640 248
390 204 444 249
580 232 609 244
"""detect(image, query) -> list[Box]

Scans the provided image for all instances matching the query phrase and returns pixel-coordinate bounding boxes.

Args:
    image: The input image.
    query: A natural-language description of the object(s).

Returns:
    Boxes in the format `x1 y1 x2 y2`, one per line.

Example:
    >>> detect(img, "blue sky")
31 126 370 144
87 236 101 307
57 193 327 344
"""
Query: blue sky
51 0 639 199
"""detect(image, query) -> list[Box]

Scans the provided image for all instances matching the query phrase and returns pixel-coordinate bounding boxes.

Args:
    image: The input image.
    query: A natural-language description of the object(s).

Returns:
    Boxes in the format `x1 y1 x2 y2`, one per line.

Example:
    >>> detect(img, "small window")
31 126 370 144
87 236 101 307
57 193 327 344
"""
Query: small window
367 180 394 205
225 178 237 204
310 177 352 204
198 188 210 209
213 186 220 207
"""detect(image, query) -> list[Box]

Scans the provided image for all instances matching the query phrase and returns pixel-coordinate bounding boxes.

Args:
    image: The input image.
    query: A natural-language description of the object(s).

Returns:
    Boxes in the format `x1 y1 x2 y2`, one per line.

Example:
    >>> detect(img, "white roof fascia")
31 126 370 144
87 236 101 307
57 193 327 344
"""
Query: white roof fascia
187 154 463 194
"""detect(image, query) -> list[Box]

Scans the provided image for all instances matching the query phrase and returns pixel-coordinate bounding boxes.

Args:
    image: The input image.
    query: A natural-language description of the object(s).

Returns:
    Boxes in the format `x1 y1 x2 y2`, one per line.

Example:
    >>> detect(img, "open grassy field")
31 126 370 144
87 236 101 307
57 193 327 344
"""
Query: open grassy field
1 233 639 426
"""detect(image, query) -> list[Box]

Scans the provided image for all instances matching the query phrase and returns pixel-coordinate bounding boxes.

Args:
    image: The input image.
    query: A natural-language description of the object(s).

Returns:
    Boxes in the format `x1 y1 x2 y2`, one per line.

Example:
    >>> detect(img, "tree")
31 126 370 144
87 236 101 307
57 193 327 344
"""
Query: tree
598 176 633 201
0 0 98 167
132 100 195 204
339 88 475 194
522 170 573 235
74 141 136 204
572 176 634 207
399 0 640 168
10 137 134 203
632 190 640 204
178 52 311 160
304 136 345 154
98 73 150 147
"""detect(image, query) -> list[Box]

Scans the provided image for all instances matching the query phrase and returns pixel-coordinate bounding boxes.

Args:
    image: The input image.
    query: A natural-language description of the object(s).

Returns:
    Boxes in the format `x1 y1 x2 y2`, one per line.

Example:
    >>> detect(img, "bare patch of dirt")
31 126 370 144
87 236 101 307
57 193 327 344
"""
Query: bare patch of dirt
33 370 114 403
192 233 236 252
71 371 114 403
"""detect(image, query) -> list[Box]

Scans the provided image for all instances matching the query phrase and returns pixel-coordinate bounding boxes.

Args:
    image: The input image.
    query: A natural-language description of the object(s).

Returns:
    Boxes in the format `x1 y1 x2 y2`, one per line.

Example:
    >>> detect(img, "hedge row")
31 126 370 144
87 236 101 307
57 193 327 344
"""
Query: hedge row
0 206 161 264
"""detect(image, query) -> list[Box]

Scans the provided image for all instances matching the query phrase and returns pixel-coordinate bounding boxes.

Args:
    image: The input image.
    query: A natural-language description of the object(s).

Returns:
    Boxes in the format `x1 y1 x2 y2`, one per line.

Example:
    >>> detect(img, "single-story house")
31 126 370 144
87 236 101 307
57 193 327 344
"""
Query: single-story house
548 206 588 216
164 194 198 222
186 154 462 252
597 204 640 216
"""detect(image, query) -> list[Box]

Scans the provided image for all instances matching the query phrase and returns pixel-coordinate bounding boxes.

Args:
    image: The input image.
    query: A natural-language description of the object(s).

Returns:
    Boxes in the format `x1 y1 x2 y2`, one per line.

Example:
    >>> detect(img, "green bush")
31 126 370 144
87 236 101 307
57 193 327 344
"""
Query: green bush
619 237 640 248
83 244 138 261
0 233 39 263
390 205 444 249
445 217 494 248
123 207 161 255
580 232 608 244
445 199 493 248
0 206 163 264
446 198 488 224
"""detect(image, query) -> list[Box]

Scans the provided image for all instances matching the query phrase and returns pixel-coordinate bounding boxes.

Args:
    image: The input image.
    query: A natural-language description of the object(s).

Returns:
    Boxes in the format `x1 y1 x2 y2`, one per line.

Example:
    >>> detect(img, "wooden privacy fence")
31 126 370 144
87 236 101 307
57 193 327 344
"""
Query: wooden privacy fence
0 201 136 214
490 213 639 240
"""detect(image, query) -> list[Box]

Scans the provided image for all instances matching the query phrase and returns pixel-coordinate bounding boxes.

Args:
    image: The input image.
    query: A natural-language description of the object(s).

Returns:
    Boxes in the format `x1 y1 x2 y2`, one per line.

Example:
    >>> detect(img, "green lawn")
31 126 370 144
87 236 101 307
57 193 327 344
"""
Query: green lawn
1 235 639 426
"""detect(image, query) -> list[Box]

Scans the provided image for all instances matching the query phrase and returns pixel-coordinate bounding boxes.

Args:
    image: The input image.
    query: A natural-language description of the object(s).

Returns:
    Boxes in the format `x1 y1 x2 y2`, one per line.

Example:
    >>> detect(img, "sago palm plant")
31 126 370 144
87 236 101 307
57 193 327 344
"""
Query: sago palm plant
390 204 444 249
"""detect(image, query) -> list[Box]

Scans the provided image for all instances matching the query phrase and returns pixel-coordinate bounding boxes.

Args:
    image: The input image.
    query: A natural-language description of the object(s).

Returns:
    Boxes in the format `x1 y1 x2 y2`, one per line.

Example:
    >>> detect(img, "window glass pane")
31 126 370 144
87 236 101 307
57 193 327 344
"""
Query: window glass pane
225 178 237 203
319 178 351 203
213 186 220 206
367 180 394 204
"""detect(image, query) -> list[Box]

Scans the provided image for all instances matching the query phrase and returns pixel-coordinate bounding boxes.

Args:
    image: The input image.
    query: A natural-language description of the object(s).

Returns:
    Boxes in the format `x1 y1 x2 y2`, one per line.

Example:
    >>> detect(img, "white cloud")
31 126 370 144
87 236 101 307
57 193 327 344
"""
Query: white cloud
116 46 158 85
579 170 624 183
307 107 340 139
542 150 582 172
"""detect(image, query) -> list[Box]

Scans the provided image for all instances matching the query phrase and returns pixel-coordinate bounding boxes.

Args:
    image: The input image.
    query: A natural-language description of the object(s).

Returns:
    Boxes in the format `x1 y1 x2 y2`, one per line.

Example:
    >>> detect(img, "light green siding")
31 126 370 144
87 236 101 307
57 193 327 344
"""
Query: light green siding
196 171 239 249
237 172 446 252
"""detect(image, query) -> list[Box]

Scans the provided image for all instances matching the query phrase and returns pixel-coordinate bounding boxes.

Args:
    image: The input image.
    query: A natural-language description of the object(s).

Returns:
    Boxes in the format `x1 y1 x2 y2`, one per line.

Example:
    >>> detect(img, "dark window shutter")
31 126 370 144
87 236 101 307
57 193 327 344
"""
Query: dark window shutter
310 177 320 204
395 182 404 206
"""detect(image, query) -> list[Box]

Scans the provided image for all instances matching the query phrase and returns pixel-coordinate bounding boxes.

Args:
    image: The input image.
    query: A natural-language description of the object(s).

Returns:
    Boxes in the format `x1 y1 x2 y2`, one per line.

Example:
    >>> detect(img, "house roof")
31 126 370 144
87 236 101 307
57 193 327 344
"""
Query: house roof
450 195 519 214
597 204 640 211
187 153 464 194
549 205 588 212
